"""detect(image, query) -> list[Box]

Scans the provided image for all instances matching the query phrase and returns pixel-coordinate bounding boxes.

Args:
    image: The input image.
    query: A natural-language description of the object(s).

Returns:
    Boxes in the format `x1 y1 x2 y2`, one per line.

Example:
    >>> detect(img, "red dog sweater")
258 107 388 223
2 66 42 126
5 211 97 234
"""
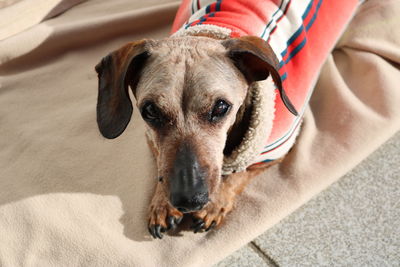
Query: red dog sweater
171 0 361 174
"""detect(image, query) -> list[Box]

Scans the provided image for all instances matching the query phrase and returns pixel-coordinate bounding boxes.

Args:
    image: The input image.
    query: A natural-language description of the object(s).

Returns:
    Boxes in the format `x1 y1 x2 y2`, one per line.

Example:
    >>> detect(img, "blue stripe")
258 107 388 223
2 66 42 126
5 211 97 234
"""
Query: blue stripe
269 25 277 36
279 0 313 57
280 0 321 63
260 0 287 38
195 0 221 27
302 0 314 20
272 1 285 17
216 0 222 11
263 1 323 153
306 0 322 31
277 0 322 67
262 116 301 151
259 0 324 156
280 47 288 59
197 12 215 25
280 72 287 82
260 159 273 163
284 37 307 63
284 25 305 53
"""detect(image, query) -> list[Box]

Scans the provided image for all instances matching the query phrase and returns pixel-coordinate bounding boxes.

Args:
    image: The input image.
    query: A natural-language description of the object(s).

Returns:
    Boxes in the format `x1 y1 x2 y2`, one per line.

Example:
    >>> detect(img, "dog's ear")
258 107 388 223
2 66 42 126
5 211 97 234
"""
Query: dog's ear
95 40 152 139
222 36 298 116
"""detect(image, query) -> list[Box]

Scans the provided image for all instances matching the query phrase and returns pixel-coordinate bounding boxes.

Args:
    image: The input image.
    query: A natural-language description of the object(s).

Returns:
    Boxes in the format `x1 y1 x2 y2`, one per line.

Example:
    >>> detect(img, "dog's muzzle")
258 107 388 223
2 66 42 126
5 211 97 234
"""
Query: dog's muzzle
169 143 209 213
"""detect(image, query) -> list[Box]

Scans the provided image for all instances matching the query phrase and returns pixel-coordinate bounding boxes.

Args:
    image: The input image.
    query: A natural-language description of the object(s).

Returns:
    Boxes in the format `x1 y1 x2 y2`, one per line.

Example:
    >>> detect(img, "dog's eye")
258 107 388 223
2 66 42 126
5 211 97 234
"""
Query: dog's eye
210 99 231 122
141 102 161 124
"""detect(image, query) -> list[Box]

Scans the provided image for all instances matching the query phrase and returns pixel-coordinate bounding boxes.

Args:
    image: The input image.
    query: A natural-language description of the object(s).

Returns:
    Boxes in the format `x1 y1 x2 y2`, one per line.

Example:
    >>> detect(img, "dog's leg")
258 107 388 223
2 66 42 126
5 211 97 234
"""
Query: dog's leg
148 181 184 239
190 159 283 233
147 134 184 239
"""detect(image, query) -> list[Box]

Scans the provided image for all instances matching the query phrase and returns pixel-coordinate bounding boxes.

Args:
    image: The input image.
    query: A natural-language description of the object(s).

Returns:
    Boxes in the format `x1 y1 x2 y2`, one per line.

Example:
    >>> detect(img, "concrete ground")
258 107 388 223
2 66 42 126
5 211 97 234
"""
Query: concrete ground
215 131 400 266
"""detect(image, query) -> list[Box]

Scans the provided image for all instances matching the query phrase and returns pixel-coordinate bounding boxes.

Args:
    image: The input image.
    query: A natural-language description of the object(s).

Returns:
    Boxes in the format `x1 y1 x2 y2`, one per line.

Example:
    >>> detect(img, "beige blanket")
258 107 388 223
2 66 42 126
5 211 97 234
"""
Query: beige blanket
0 0 399 266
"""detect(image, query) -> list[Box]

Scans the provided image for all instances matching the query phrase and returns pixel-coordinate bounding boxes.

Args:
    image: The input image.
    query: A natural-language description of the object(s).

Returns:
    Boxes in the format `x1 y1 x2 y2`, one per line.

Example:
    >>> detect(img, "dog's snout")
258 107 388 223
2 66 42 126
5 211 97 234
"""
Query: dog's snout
169 142 209 212
171 192 208 213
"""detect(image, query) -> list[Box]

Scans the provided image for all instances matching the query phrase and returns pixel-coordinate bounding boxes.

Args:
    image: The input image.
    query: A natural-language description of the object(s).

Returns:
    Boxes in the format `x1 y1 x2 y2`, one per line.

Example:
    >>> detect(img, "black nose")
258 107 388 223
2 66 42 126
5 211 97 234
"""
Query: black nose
169 142 209 212
171 192 208 213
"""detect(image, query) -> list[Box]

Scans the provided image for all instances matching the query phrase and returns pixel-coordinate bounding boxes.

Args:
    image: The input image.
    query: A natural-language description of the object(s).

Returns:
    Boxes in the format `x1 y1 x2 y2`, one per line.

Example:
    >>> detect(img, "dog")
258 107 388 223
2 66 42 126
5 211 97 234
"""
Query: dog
95 0 304 239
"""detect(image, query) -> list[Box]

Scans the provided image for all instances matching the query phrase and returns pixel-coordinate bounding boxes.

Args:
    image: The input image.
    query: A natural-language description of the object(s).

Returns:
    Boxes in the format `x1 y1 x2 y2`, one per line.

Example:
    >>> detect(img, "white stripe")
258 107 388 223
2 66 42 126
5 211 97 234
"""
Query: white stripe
184 0 216 28
192 0 198 13
186 6 206 26
252 123 301 163
200 0 214 9
253 0 314 157
257 39 322 160
191 0 215 14
264 114 302 150
261 72 315 153
258 0 290 40
266 0 313 61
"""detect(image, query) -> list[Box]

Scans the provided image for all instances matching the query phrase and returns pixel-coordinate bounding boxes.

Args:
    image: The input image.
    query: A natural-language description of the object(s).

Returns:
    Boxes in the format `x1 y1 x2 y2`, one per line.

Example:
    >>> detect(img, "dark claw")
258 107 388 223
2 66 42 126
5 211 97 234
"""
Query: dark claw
190 218 205 233
149 226 157 239
192 217 203 224
175 216 183 225
154 225 163 239
150 216 184 239
190 219 203 229
205 221 216 232
194 222 205 233
167 216 176 230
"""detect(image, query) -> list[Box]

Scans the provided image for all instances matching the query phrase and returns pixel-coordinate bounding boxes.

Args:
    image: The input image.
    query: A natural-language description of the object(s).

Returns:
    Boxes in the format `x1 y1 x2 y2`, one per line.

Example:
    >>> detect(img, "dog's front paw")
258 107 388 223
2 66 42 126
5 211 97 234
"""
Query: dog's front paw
190 196 234 233
148 200 183 239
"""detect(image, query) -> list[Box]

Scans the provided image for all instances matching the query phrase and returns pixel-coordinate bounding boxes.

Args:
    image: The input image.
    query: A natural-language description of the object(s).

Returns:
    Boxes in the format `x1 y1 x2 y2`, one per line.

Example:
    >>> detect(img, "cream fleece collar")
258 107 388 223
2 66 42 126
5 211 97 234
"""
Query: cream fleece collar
221 81 276 174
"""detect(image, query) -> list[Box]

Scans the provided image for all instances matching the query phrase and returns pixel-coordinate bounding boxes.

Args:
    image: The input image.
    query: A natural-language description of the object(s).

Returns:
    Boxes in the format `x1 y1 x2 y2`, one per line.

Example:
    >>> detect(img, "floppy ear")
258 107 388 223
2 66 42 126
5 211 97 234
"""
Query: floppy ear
222 36 298 116
95 40 152 139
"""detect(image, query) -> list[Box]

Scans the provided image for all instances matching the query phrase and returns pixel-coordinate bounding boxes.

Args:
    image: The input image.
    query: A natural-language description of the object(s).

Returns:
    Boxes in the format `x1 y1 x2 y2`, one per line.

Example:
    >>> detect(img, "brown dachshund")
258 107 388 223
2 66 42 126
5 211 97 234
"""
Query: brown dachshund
95 36 296 239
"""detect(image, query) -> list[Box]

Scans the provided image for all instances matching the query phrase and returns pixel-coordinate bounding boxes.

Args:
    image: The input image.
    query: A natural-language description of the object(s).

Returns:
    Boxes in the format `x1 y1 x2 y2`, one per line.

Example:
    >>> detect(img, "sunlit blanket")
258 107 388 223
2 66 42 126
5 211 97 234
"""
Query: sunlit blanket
0 0 399 266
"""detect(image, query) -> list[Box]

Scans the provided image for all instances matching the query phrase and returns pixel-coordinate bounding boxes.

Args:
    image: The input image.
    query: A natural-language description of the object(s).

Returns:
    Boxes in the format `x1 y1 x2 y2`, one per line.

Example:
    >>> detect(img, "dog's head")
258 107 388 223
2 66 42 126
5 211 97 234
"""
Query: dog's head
95 36 296 213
